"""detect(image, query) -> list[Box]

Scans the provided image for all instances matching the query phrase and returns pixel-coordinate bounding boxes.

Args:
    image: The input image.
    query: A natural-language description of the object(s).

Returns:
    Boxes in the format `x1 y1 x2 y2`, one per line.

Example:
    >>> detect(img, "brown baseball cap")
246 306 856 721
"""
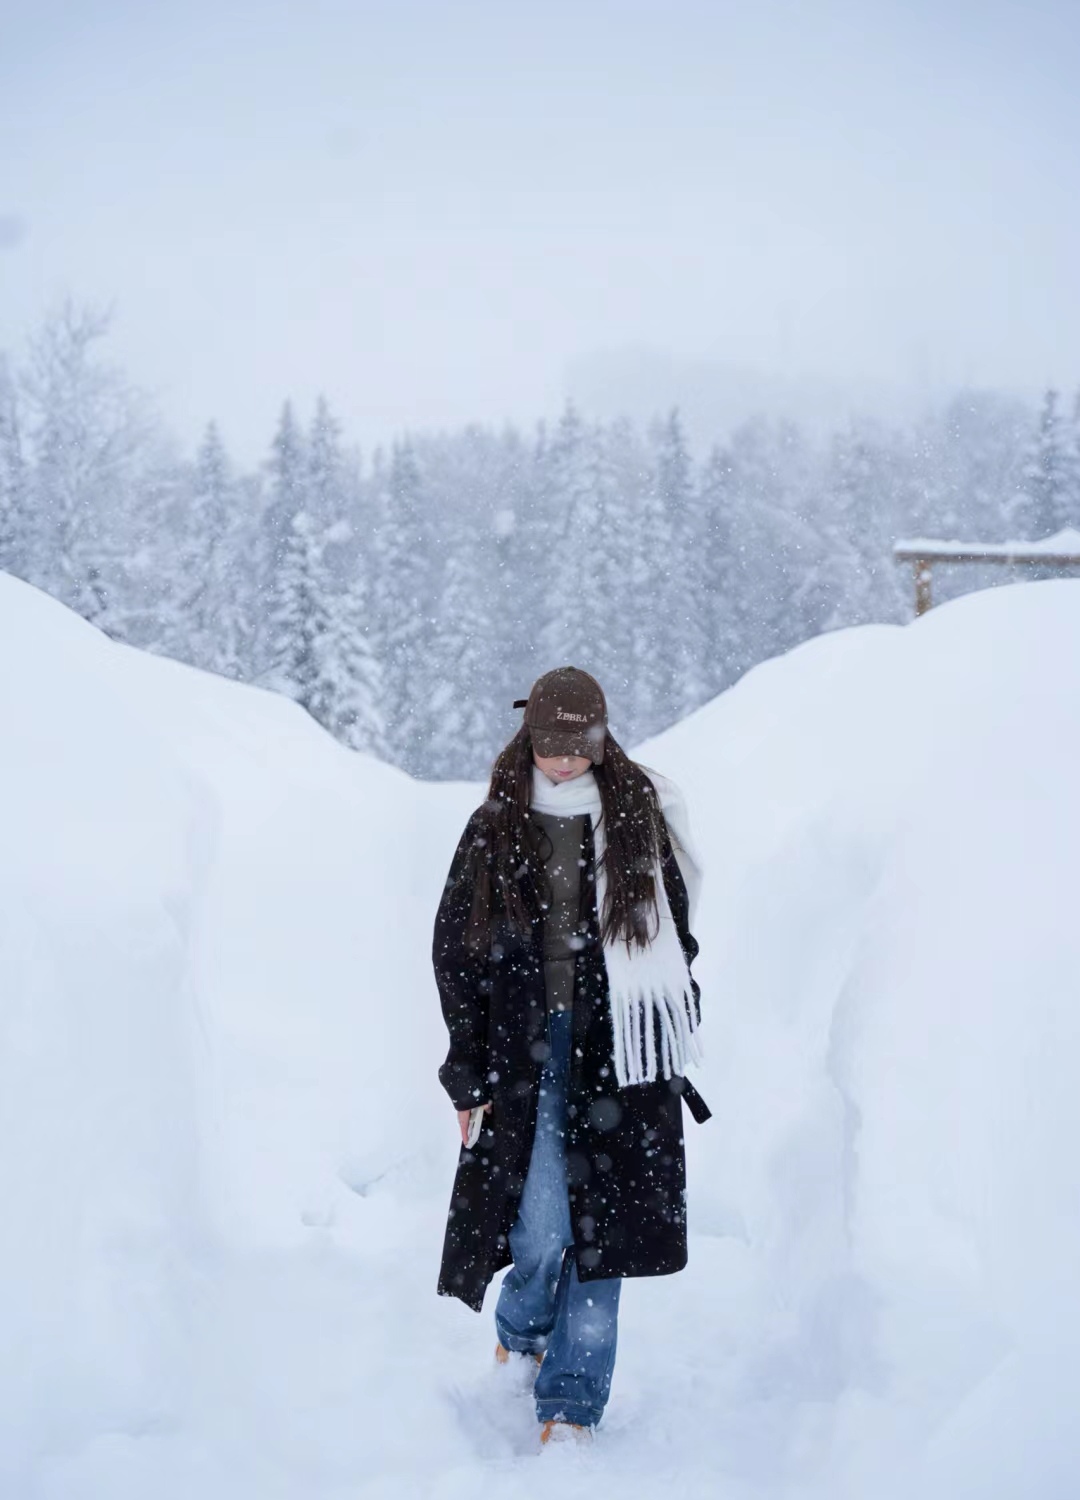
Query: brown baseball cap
513 666 608 764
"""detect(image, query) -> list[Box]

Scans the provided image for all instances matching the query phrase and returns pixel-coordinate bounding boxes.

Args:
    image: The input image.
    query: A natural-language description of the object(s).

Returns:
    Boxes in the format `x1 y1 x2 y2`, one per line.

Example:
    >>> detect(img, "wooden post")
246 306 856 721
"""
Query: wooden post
914 558 932 616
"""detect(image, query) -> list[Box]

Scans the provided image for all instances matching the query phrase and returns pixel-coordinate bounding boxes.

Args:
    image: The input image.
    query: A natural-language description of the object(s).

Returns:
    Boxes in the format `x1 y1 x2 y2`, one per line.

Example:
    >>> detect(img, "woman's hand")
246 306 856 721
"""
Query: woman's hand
457 1101 492 1145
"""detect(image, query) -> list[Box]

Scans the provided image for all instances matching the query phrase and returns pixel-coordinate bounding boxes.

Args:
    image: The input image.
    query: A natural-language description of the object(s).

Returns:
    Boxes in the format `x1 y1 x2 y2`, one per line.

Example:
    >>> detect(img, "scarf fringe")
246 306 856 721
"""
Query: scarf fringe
610 983 704 1087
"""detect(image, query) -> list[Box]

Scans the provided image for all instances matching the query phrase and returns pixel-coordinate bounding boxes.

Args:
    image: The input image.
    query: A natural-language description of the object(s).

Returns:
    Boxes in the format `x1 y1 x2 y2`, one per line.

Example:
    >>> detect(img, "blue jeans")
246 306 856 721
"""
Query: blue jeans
494 1009 622 1428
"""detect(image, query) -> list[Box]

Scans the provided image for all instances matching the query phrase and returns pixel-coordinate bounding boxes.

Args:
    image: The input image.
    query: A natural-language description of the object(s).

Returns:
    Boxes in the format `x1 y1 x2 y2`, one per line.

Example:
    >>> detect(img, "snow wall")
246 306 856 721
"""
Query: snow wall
1 569 1078 1500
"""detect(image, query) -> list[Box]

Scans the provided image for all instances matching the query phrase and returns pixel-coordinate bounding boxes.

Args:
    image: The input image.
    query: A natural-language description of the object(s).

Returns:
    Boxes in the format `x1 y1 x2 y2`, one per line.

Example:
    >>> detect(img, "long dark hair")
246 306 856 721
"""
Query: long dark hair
462 724 667 956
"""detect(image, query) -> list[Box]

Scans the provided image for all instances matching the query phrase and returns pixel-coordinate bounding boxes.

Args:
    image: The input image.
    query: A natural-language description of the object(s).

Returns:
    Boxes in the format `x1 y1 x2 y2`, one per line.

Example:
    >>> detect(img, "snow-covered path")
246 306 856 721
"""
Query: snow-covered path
3 572 1080 1499
145 1187 762 1500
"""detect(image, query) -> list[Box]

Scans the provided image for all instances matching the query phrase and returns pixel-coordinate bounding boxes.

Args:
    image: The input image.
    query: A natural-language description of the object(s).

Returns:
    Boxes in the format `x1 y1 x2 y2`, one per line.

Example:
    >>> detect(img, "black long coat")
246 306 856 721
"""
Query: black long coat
435 805 710 1311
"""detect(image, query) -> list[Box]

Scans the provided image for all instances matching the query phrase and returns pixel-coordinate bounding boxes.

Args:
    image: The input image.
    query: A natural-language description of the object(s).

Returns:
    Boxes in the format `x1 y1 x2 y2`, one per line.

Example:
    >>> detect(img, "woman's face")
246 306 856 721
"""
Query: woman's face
533 751 592 784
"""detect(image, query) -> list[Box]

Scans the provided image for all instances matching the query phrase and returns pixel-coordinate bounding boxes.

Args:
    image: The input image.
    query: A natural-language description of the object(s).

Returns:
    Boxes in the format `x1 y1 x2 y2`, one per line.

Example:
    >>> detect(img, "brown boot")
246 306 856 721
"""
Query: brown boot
540 1419 592 1445
494 1342 544 1367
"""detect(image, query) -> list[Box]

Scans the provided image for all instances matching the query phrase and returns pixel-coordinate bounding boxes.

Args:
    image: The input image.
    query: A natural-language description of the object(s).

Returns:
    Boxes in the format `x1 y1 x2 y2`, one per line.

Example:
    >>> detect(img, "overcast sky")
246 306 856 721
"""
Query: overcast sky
2 0 1079 458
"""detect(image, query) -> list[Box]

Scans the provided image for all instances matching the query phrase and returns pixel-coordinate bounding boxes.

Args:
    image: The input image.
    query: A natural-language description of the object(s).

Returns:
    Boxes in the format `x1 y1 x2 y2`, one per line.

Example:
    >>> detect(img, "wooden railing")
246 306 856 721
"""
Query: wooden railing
893 532 1080 616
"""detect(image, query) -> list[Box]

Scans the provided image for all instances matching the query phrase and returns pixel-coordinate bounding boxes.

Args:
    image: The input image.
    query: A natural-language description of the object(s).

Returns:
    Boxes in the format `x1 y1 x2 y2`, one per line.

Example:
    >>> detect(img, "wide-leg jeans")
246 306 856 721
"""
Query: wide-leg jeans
494 1008 622 1428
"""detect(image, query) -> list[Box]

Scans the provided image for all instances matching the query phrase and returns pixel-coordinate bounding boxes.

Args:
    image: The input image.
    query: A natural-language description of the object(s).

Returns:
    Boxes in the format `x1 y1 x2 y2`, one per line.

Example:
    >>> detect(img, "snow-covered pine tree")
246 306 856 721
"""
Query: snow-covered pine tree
718 416 815 671
653 409 712 719
446 417 564 757
814 419 907 630
117 454 194 654
1061 389 1080 534
695 443 742 698
300 395 387 749
374 439 433 774
487 425 542 706
913 392 1030 546
320 577 385 754
0 355 26 575
821 424 876 629
581 418 646 735
904 393 1033 607
426 512 496 777
539 403 630 716
1021 389 1070 540
421 420 546 772
260 402 308 676
508 419 555 680
177 422 235 669
22 303 153 631
625 411 684 737
216 468 264 681
265 509 335 724
308 395 345 531
538 403 592 666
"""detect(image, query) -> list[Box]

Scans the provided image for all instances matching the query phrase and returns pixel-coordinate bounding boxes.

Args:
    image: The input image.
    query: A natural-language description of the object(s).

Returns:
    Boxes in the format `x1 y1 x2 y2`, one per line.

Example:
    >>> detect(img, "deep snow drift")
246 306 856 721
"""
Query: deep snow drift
1 571 1079 1499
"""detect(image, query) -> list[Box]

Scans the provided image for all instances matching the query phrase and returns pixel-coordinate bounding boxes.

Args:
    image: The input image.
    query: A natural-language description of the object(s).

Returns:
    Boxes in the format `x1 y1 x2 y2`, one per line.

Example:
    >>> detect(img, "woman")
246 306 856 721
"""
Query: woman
434 665 710 1444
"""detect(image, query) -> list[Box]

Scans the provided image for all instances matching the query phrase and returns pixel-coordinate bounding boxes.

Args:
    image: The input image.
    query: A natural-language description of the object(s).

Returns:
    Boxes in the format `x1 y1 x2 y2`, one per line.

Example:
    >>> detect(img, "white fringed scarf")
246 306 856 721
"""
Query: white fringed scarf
529 764 704 1088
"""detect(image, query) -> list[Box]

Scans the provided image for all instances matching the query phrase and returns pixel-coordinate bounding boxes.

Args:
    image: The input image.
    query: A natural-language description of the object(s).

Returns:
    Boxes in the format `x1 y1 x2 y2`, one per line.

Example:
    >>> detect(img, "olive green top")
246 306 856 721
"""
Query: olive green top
531 808 588 1013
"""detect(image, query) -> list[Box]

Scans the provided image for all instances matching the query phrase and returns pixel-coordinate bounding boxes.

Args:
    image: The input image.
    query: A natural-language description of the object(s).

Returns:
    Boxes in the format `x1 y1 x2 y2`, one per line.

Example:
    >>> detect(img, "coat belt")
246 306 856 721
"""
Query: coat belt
679 1078 712 1124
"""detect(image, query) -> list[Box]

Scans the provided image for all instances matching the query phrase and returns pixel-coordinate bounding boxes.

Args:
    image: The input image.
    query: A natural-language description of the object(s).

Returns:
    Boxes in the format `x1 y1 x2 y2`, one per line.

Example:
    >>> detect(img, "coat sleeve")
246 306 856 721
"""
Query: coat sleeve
434 810 492 1111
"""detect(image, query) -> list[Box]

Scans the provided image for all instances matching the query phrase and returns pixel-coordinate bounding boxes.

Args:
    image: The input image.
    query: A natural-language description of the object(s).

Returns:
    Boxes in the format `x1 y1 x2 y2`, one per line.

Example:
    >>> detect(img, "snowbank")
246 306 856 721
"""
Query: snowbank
1 569 1079 1498
0 584 211 1488
641 580 1080 1499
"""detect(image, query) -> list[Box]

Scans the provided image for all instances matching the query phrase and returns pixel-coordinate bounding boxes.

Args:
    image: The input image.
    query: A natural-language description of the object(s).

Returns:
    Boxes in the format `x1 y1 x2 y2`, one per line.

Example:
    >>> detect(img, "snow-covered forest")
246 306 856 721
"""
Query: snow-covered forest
2 302 1079 779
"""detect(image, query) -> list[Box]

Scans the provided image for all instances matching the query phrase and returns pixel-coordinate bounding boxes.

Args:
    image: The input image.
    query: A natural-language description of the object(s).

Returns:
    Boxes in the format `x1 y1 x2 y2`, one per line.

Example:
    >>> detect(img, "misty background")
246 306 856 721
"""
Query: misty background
2 0 1079 777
